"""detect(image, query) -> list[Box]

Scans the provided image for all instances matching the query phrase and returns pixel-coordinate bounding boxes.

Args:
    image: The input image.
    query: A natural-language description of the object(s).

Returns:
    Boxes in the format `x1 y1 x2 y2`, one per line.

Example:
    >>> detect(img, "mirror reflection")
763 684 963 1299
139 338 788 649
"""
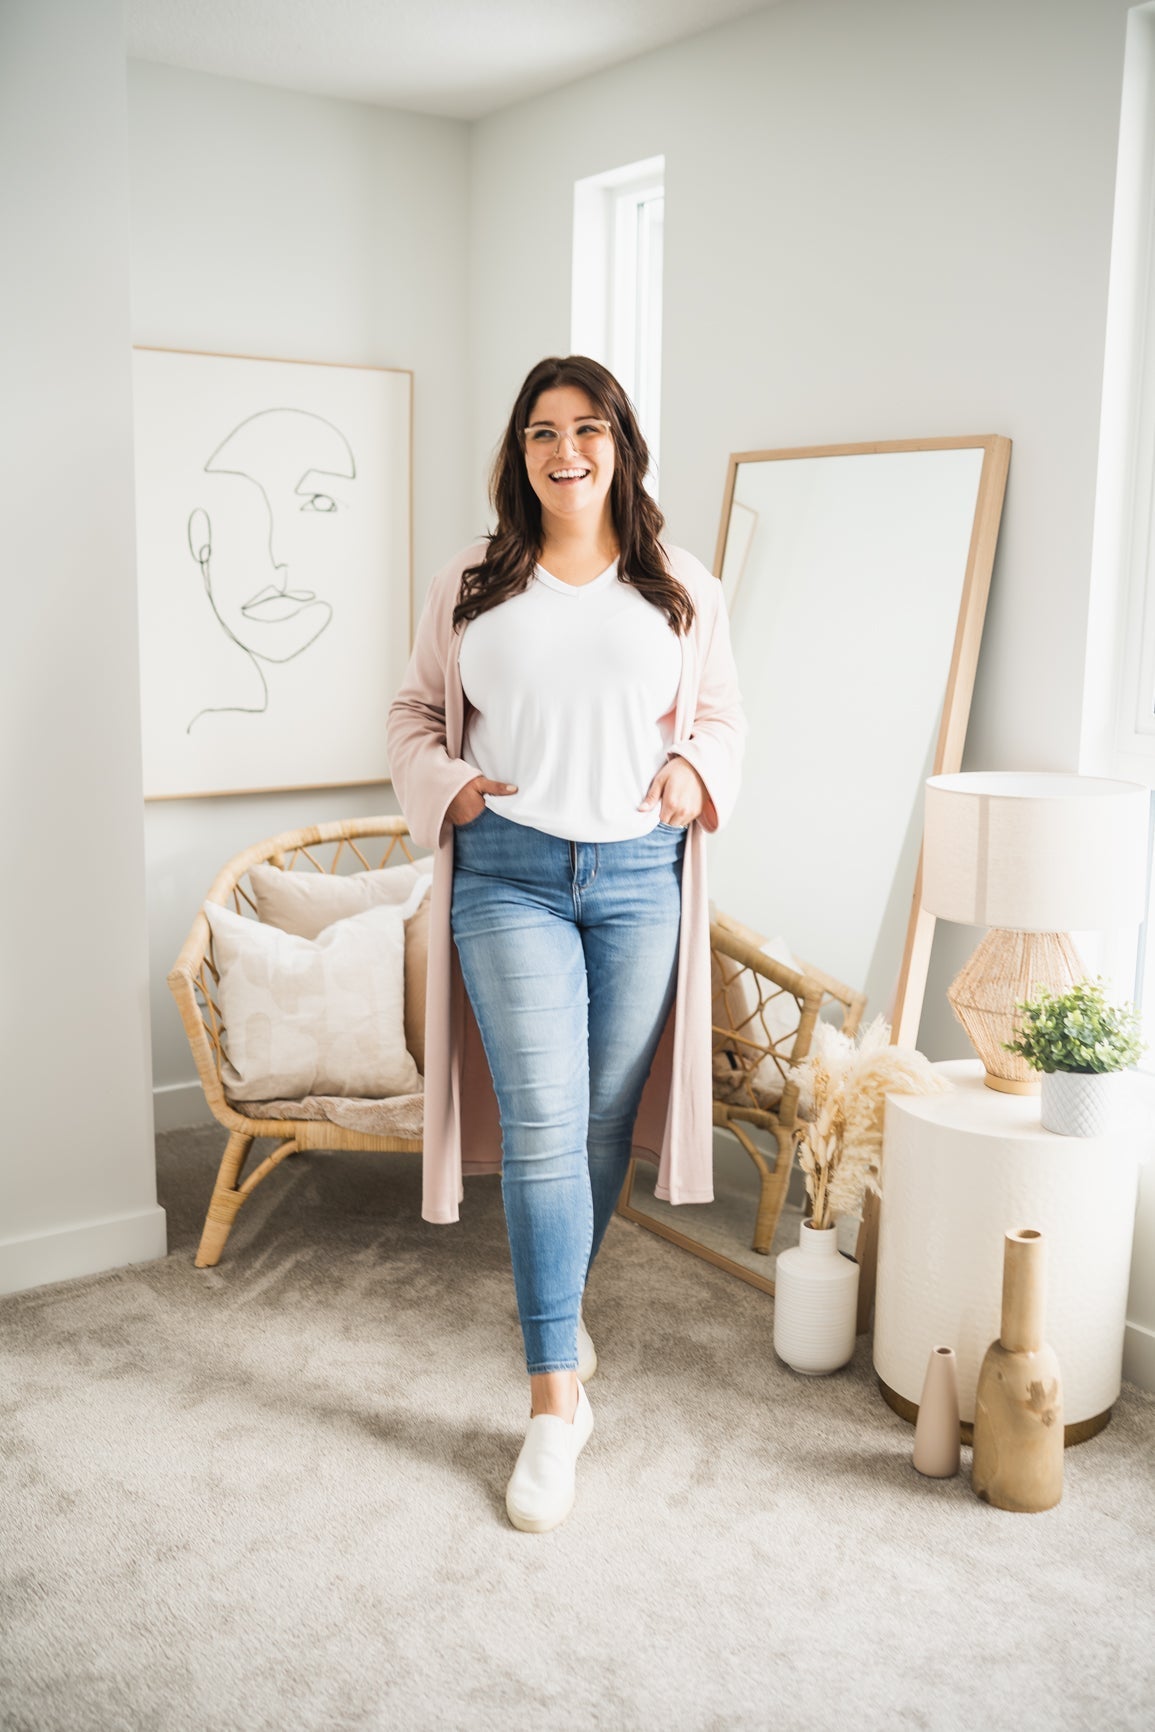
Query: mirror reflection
622 437 1011 1289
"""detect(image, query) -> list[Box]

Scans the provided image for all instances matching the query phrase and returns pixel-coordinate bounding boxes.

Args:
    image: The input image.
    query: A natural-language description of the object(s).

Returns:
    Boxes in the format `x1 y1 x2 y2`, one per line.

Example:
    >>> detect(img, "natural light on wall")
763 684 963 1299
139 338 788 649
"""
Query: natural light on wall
571 155 665 497
1084 1 1155 1072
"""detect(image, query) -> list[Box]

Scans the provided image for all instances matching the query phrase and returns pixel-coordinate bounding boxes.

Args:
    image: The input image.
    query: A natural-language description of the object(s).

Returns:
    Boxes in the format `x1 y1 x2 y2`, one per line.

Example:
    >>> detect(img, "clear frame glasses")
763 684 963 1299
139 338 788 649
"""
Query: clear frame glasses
522 418 612 456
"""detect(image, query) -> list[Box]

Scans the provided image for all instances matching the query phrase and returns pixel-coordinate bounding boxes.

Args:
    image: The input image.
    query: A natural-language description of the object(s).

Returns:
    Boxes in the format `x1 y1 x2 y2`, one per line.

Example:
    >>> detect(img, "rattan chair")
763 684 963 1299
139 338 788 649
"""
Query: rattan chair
167 816 426 1269
709 909 866 1256
169 815 865 1273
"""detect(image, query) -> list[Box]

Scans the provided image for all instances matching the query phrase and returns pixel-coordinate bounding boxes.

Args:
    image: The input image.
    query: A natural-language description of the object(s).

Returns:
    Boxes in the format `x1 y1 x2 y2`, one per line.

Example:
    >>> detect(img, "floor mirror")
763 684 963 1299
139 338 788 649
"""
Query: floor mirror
619 434 1012 1293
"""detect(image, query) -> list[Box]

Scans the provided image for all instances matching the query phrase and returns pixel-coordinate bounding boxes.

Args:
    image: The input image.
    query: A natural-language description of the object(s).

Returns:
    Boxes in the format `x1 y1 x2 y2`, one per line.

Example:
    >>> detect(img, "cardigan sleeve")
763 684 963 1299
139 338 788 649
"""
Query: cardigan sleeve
667 573 747 833
386 562 481 850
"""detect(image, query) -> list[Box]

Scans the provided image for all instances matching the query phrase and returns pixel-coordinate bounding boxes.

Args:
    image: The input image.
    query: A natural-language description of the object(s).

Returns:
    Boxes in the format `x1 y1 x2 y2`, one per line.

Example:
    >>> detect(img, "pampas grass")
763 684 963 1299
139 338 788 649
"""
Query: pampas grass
794 1017 951 1230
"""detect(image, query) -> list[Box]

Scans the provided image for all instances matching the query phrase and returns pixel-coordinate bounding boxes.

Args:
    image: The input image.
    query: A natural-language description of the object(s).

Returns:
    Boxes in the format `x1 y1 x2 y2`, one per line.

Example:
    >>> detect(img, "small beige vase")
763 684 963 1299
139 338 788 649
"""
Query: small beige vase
972 1229 1064 1512
912 1346 960 1477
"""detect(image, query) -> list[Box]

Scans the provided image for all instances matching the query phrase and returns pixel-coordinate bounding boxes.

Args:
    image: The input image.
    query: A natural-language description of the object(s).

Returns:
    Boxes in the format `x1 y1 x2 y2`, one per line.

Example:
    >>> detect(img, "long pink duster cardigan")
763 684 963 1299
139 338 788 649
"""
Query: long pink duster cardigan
386 539 746 1225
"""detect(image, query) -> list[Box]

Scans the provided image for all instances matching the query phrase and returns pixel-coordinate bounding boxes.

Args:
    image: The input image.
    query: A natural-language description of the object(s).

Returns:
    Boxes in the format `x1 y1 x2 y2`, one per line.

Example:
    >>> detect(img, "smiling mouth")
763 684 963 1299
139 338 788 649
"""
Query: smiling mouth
549 467 591 484
243 586 318 621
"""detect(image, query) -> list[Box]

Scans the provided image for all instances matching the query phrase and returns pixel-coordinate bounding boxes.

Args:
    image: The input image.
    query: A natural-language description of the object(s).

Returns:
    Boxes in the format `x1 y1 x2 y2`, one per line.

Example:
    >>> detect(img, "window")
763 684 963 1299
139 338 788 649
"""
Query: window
1086 2 1155 1066
572 156 665 495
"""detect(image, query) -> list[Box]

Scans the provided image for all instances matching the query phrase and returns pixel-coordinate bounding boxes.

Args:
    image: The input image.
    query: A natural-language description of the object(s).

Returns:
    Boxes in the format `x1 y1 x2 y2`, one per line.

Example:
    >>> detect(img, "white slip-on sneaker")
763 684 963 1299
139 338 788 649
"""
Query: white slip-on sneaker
505 1381 594 1534
577 1308 598 1383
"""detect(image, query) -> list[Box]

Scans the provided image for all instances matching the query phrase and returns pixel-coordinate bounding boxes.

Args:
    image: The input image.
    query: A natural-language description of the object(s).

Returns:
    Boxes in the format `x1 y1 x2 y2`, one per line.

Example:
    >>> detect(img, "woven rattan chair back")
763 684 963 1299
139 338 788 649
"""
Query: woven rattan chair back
709 910 866 1257
168 816 425 1268
169 819 867 1274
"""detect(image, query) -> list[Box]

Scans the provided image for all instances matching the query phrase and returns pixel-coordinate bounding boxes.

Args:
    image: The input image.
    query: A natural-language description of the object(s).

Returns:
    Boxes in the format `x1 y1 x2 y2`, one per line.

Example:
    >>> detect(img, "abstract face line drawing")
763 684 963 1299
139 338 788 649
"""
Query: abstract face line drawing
185 407 356 732
134 344 411 800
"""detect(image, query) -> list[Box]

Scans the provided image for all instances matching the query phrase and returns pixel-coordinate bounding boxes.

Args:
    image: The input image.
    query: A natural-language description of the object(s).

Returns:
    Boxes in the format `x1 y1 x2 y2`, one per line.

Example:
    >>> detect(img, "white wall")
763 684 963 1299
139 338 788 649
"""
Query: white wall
467 0 1134 1039
468 0 1153 1383
0 0 166 1290
126 64 474 1127
469 0 1131 770
1080 3 1155 1393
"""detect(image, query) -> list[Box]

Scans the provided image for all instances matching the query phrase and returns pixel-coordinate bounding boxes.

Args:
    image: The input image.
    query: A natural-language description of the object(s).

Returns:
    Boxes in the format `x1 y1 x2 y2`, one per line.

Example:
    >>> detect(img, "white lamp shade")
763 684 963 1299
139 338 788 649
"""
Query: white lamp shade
922 771 1150 930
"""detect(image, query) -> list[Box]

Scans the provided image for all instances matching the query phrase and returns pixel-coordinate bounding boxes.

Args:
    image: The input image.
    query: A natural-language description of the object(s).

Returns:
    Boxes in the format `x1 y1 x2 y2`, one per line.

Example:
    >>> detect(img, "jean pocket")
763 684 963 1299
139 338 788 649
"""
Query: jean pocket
454 803 489 830
655 819 688 833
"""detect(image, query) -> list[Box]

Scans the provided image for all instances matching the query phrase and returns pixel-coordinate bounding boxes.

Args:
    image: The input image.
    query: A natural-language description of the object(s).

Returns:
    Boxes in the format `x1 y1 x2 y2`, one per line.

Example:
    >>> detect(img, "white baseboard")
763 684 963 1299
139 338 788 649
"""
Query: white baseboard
153 1080 217 1133
1123 1317 1155 1394
0 1206 168 1298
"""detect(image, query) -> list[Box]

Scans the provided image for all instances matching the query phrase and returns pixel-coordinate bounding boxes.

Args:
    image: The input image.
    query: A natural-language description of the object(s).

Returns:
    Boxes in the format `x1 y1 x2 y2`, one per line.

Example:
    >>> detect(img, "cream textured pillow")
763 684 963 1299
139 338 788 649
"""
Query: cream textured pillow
203 881 427 1101
249 856 432 941
250 856 433 1073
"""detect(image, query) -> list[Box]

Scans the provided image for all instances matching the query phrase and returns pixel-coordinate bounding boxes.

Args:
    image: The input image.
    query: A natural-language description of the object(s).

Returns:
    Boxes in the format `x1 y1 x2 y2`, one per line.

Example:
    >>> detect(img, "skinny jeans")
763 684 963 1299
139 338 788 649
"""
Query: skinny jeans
450 805 684 1374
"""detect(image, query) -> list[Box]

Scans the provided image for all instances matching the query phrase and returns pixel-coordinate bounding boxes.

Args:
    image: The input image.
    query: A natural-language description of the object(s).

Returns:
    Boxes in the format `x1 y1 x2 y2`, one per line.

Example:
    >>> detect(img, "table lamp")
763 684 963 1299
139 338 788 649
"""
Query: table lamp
922 771 1150 1093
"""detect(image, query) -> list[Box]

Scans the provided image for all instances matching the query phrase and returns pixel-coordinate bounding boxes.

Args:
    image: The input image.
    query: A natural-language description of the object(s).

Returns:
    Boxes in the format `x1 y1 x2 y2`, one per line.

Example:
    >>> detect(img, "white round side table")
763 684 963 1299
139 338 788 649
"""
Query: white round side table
873 1059 1144 1444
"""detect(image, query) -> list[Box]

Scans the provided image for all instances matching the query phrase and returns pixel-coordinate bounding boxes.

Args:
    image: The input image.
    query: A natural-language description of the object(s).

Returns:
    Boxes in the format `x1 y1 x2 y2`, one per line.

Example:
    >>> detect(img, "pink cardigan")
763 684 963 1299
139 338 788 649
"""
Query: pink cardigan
386 539 746 1224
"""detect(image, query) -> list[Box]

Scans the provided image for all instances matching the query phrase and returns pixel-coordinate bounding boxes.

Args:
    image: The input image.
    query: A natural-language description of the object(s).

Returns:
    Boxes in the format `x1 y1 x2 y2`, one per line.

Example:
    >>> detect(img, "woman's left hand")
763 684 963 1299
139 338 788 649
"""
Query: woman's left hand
638 756 709 827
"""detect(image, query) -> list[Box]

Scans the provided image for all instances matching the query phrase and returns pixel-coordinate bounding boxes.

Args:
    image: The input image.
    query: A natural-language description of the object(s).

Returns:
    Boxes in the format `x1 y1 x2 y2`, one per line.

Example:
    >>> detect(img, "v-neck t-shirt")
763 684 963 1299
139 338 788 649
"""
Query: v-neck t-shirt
458 558 684 842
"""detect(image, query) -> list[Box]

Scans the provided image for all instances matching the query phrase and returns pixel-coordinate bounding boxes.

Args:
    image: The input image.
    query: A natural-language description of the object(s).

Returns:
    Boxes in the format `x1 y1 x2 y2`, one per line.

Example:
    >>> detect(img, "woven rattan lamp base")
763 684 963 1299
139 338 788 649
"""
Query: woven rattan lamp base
947 927 1085 1093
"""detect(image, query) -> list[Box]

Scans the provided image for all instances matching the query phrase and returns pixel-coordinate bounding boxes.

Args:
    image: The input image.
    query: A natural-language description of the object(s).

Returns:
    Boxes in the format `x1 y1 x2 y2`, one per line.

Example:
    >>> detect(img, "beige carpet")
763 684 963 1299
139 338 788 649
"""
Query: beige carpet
1 1126 1153 1732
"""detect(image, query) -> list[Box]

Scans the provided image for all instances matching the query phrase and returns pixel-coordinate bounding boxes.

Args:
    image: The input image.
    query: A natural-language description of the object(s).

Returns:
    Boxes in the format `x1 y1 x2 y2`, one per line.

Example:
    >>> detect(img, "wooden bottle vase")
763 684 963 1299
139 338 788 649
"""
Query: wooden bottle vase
972 1228 1063 1512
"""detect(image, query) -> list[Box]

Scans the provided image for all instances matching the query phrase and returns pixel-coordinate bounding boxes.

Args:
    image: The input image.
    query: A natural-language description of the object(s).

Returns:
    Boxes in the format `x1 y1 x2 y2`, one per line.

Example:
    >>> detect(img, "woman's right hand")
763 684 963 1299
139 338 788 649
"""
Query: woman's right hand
448 775 518 826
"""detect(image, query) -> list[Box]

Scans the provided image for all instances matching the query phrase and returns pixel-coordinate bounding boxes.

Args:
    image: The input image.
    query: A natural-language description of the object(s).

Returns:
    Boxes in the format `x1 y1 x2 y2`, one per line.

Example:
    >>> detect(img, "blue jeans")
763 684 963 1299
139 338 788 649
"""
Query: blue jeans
450 806 684 1375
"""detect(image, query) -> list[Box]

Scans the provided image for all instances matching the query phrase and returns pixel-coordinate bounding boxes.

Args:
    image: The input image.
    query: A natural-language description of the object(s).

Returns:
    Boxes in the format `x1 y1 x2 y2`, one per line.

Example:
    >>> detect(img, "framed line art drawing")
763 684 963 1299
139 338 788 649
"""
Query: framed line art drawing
132 346 412 800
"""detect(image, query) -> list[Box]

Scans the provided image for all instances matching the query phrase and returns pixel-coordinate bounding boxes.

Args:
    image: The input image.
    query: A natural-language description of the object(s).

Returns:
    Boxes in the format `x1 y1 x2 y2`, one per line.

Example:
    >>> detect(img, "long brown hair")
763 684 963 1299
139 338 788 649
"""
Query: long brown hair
453 355 694 633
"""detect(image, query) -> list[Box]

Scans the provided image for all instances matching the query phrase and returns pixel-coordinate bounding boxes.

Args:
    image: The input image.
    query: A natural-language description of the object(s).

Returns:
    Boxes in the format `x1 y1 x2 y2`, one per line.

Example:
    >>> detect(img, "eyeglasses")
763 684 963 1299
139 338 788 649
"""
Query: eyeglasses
522 419 612 456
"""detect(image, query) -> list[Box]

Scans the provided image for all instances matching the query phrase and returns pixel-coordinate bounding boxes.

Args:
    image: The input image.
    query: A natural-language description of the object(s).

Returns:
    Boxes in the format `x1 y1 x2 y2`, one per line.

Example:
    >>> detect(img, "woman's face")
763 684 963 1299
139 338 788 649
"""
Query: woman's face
523 385 616 533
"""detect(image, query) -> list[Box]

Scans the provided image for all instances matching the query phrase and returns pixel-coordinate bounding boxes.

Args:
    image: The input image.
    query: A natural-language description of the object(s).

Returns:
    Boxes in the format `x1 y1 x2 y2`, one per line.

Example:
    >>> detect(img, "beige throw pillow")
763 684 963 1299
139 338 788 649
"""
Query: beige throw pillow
249 857 432 939
250 857 433 1073
203 881 427 1101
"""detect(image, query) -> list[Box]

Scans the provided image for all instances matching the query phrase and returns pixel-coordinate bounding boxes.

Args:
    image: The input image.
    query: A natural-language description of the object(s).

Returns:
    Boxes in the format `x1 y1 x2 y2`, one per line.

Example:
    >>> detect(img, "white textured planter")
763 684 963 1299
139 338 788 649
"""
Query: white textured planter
1040 1069 1125 1138
773 1219 859 1375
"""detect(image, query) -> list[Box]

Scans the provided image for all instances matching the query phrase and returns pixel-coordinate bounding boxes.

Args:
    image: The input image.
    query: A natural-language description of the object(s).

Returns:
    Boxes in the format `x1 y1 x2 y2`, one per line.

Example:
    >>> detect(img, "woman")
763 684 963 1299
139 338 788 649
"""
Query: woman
386 355 745 1534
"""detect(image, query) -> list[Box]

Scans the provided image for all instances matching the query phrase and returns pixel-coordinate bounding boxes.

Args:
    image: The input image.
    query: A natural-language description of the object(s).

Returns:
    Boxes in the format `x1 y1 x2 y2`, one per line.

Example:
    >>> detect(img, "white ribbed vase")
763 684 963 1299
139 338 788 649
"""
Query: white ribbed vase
1040 1070 1124 1138
773 1219 860 1375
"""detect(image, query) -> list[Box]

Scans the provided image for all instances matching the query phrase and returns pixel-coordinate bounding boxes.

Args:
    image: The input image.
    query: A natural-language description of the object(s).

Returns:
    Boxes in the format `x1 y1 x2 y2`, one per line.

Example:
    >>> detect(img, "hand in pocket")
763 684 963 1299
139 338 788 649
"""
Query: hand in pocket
448 775 517 827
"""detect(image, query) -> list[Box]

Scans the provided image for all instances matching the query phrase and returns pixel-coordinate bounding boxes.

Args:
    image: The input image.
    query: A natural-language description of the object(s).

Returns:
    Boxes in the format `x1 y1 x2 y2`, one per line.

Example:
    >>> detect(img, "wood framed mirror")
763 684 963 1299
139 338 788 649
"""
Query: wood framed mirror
619 435 1012 1293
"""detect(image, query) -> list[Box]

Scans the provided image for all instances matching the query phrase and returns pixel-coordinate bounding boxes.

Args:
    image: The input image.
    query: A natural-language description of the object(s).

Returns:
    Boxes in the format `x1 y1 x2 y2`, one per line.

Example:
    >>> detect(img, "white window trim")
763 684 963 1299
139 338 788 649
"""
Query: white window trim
1084 2 1155 1066
1088 4 1155 767
572 156 664 496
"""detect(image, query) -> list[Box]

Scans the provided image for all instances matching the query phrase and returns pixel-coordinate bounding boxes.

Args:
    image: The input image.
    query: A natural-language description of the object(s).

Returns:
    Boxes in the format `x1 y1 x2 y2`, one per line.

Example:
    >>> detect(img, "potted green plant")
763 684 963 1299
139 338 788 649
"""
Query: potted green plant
1003 978 1145 1136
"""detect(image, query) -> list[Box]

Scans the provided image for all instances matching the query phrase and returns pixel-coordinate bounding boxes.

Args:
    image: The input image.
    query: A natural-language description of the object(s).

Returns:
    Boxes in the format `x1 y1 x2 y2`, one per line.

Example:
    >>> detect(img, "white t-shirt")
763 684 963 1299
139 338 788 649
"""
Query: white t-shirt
458 558 684 842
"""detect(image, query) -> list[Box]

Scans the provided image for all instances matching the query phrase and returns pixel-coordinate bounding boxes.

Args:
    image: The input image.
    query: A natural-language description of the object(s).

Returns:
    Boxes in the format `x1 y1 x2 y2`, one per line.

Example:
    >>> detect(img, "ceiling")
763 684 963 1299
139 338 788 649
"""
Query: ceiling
124 0 778 121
